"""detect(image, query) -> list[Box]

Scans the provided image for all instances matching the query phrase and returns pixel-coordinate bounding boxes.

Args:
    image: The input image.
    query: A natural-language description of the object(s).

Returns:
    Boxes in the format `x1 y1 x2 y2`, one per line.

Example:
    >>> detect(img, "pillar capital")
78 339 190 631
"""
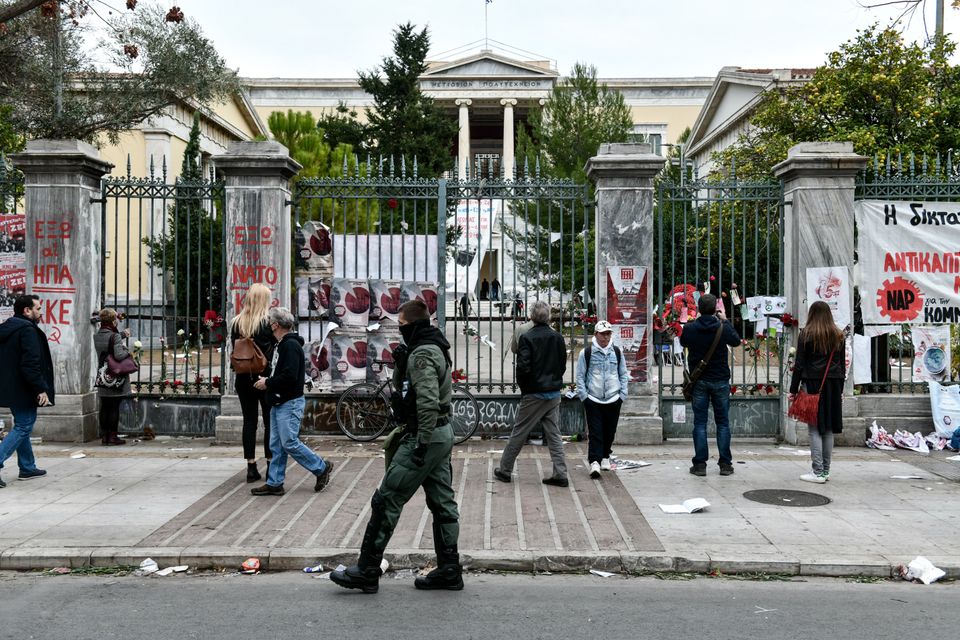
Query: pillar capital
500 98 517 107
772 142 867 182
455 98 472 107
585 143 665 183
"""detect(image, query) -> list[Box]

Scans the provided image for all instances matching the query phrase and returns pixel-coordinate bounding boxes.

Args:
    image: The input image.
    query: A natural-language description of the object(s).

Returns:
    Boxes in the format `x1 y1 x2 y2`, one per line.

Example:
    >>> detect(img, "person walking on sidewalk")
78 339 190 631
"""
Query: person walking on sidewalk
0 295 54 488
575 320 629 479
494 300 569 487
250 307 332 497
230 283 277 482
93 308 132 446
789 301 845 484
330 299 461 594
679 294 740 477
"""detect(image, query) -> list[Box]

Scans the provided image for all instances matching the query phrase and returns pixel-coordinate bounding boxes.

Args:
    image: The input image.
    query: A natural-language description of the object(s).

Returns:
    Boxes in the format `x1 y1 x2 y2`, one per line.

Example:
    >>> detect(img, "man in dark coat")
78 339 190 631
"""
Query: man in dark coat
0 295 55 488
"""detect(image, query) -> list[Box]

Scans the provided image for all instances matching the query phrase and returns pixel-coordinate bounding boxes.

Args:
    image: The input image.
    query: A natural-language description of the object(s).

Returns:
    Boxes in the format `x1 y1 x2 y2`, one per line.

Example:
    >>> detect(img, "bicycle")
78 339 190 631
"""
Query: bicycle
336 360 481 444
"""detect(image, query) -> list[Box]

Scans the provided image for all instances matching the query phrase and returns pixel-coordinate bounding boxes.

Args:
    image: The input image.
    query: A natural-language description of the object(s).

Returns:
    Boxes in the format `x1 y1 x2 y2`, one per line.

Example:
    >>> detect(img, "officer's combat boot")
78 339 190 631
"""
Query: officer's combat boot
414 522 464 591
331 498 385 594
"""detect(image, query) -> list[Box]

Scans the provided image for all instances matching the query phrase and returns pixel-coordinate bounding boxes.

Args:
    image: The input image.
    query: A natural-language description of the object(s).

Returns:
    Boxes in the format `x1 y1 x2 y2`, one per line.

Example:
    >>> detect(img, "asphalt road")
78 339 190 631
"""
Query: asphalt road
0 570 954 640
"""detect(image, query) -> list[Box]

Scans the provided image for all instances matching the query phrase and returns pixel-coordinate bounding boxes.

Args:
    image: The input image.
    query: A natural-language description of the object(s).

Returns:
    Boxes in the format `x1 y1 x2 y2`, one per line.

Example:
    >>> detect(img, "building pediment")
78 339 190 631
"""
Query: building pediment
423 52 558 78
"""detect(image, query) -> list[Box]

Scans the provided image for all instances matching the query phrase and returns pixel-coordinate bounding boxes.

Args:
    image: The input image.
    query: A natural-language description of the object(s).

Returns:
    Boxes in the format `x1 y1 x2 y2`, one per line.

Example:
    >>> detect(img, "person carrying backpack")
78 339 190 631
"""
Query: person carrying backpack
575 321 629 478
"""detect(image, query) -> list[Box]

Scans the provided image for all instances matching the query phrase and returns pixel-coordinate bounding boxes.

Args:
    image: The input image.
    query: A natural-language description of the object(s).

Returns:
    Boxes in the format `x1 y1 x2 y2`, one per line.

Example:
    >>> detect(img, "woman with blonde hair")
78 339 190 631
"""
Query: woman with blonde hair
230 283 277 482
93 308 132 446
788 301 846 484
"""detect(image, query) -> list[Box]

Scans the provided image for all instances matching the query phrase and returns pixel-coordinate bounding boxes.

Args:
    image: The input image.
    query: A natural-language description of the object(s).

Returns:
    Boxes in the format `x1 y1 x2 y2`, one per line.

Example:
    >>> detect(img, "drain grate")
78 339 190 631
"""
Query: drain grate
743 489 831 507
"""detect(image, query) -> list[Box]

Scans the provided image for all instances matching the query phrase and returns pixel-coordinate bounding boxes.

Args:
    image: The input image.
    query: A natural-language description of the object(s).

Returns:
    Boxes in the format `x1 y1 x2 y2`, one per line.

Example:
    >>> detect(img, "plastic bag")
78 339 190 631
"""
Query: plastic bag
929 381 960 439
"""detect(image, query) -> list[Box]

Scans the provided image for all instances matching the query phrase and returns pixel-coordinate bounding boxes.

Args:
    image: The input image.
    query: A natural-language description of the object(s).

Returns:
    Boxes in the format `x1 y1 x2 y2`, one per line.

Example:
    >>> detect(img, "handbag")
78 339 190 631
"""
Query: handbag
681 323 725 401
230 336 267 375
97 334 134 387
788 349 834 427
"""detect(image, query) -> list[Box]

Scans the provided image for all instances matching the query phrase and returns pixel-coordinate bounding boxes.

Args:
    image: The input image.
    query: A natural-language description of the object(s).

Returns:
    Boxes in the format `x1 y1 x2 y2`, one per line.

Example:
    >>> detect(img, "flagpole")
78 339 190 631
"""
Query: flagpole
485 1 489 50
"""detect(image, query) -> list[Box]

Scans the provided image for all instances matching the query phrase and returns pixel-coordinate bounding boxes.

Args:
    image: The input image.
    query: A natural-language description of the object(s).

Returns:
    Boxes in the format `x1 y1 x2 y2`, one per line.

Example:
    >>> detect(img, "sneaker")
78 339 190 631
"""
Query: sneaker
589 461 601 479
820 472 830 482
314 461 334 492
18 468 47 481
719 464 734 476
689 464 706 477
542 476 569 487
600 458 612 471
493 467 512 483
800 473 826 484
250 483 285 496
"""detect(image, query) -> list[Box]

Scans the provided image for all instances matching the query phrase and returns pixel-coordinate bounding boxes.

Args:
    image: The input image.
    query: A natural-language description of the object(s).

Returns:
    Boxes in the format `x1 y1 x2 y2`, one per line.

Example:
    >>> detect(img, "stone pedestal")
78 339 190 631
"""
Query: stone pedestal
585 143 666 445
213 141 301 444
11 140 114 442
773 142 867 445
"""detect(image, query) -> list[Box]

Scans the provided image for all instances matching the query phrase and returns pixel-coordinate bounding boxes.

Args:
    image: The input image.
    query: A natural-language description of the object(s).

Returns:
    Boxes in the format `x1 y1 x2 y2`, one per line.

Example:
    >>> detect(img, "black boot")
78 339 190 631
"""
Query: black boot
246 463 261 483
330 517 384 594
415 522 464 591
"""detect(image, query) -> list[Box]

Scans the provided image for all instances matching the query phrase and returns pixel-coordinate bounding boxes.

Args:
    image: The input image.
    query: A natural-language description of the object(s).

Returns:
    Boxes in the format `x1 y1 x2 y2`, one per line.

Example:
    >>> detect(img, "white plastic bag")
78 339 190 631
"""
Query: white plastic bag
929 381 960 439
899 556 945 585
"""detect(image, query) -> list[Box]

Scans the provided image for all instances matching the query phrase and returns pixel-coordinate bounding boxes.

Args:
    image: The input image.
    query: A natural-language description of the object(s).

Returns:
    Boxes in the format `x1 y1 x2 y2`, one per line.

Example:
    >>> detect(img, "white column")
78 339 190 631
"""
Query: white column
500 98 517 179
456 98 472 179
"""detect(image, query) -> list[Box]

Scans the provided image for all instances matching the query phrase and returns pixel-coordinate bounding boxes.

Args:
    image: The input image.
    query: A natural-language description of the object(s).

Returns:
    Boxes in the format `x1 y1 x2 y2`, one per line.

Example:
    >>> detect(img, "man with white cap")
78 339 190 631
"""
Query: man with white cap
575 320 629 478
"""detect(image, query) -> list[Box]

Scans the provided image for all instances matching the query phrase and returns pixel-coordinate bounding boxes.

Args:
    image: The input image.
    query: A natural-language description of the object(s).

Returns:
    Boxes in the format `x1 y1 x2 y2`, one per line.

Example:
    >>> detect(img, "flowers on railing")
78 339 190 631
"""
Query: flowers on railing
451 368 468 382
203 309 224 330
730 383 778 396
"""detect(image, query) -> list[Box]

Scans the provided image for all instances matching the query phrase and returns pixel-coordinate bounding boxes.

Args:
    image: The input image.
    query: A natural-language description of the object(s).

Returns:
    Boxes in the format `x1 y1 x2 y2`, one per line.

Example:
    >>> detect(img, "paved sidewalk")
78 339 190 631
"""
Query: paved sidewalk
0 437 958 578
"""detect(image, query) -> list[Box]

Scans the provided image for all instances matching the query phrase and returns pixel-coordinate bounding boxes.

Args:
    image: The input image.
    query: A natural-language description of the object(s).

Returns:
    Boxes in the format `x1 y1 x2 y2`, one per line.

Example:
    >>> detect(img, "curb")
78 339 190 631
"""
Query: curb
2 546 958 580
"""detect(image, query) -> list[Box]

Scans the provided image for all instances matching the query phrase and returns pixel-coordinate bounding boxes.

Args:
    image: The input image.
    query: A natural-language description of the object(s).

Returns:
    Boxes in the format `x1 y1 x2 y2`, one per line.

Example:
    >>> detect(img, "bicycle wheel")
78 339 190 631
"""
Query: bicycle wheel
336 382 391 441
449 384 480 444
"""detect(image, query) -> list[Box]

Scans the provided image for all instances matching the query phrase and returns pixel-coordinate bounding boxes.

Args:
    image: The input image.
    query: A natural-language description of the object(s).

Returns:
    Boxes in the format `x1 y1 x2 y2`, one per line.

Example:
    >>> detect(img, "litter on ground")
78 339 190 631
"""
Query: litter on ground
898 556 945 584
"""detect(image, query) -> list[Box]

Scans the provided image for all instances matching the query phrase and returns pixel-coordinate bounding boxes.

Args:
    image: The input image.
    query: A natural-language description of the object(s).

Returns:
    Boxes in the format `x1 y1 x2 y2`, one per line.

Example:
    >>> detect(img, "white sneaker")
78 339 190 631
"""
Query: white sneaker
800 473 826 484
589 461 601 479
600 458 612 471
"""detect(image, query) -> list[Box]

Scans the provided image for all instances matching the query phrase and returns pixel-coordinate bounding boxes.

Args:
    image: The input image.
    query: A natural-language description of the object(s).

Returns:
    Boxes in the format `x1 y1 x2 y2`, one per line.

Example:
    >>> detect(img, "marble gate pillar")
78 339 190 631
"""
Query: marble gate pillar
456 99 472 180
585 143 665 444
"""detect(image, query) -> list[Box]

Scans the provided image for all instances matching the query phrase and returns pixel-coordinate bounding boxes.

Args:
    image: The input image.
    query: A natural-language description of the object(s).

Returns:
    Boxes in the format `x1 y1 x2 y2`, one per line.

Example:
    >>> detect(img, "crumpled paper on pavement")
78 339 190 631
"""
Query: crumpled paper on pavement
898 556 945 584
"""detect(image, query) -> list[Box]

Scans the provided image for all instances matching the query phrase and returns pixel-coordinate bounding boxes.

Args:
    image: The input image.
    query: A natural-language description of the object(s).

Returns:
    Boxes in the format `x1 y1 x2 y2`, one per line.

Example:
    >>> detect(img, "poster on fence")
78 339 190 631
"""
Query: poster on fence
855 201 960 324
606 266 647 324
805 266 851 328
910 325 952 383
445 199 499 295
334 234 439 282
745 296 786 335
611 324 648 383
0 214 25 321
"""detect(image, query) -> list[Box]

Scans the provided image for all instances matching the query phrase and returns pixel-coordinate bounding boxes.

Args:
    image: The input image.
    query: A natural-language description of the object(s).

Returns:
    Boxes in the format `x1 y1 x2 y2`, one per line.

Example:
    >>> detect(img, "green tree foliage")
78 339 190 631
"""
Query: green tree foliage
0 1 238 143
716 26 960 178
142 114 224 333
317 102 368 153
358 22 457 178
510 63 633 300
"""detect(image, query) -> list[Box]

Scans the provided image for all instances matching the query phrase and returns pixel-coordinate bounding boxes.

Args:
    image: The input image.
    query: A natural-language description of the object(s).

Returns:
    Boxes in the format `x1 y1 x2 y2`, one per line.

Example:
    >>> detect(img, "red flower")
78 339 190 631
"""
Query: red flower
766 385 776 394
709 275 716 281
174 380 184 387
387 198 398 209
730 385 738 395
780 313 798 327
212 376 221 387
755 384 764 391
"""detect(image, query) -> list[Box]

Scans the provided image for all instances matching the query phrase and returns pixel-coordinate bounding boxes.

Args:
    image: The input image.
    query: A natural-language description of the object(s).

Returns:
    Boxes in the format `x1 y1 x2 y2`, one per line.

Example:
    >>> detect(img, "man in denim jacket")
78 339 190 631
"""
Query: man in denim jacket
575 321 629 478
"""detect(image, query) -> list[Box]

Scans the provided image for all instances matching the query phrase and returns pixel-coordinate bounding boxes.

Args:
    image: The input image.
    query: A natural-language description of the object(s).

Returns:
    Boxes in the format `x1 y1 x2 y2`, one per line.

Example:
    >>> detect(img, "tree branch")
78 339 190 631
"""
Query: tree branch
0 0 50 24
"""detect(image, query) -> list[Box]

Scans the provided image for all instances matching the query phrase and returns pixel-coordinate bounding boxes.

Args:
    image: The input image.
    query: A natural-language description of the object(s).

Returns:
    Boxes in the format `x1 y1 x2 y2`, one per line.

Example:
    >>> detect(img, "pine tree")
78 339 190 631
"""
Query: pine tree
359 23 457 177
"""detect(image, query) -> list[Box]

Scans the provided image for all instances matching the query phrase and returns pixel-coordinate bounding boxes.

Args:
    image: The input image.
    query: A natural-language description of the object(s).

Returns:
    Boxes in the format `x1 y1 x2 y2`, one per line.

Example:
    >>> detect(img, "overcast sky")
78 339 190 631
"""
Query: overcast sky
165 0 959 78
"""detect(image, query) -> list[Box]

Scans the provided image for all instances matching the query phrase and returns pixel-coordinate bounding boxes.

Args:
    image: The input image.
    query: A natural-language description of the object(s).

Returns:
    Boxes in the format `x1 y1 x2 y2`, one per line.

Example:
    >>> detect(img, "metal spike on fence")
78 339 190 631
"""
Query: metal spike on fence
389 155 395 178
126 154 132 178
885 150 891 177
209 163 215 183
149 155 155 180
534 155 541 179
909 152 915 177
897 150 902 174
342 152 348 177
162 156 168 183
413 156 418 179
872 153 879 176
511 155 517 182
523 156 529 181
366 153 372 179
730 156 737 180
378 155 384 179
401 155 406 179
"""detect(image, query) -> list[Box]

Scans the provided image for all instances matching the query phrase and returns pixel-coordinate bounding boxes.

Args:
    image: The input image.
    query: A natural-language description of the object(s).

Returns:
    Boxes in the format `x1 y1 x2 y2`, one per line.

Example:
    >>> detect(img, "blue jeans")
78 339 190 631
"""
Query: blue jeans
265 396 327 486
691 379 732 466
0 405 39 473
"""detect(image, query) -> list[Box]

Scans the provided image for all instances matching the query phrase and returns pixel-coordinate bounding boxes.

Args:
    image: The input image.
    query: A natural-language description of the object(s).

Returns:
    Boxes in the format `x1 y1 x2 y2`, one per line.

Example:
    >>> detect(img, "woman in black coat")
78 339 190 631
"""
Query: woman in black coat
789 301 846 484
229 283 277 482
93 308 132 446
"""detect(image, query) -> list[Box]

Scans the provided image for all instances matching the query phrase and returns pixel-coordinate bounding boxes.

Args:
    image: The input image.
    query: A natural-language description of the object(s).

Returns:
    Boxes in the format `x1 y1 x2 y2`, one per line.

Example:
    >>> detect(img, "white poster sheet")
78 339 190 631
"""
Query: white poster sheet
855 201 960 324
445 199 499 295
806 266 851 329
910 325 952 383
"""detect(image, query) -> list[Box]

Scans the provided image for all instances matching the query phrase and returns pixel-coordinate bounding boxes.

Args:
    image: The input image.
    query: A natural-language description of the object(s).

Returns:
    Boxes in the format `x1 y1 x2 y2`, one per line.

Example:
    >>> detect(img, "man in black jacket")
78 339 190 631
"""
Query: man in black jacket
251 307 332 496
0 295 54 488
495 300 569 486
678 294 741 477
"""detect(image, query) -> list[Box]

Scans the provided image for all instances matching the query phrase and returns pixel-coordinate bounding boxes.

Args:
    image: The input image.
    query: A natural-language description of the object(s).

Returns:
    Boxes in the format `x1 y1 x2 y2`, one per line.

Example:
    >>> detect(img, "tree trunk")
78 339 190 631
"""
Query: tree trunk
0 0 50 24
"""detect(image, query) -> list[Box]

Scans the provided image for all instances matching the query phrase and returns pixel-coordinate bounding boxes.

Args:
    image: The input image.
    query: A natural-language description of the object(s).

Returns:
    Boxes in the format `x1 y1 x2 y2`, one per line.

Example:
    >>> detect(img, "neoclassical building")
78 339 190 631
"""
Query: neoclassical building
245 49 712 178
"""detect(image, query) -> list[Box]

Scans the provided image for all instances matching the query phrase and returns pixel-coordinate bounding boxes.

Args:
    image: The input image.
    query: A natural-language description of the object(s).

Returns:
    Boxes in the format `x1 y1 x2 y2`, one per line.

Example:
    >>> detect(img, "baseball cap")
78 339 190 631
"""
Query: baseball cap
594 320 614 333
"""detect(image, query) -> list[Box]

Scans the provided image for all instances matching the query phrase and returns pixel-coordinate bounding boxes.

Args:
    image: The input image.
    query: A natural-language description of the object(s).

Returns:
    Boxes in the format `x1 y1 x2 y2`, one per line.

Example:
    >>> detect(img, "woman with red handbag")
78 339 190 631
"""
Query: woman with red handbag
93 308 132 446
788 301 845 483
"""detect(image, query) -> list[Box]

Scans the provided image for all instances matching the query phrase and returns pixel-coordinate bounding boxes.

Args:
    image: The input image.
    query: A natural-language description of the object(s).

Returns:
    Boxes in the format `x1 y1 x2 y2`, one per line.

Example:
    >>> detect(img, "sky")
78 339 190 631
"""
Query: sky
159 0 960 79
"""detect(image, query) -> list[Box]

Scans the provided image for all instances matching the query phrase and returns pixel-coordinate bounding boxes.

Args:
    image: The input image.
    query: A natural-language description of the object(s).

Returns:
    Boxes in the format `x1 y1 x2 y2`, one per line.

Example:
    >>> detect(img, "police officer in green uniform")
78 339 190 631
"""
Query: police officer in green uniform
330 299 462 594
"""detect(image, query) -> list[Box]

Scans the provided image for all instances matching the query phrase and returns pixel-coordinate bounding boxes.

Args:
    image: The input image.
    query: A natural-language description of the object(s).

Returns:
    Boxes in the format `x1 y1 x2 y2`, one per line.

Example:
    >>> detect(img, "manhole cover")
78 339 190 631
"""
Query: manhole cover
743 489 831 507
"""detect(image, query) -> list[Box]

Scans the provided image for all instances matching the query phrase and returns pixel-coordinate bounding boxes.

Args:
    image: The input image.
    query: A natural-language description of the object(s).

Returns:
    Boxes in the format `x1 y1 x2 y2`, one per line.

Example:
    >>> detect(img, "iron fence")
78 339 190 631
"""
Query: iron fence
99 156 226 395
855 151 960 394
293 158 592 393
654 172 785 436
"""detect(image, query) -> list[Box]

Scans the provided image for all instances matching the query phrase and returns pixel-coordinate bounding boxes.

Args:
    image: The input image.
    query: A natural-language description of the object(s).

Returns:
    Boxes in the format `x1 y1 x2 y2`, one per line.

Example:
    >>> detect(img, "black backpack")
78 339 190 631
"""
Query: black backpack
583 344 623 377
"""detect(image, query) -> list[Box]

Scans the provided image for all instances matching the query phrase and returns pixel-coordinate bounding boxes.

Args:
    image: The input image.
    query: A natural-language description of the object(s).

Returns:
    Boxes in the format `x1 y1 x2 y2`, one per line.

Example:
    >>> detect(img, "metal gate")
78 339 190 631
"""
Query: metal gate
654 172 785 437
292 159 593 394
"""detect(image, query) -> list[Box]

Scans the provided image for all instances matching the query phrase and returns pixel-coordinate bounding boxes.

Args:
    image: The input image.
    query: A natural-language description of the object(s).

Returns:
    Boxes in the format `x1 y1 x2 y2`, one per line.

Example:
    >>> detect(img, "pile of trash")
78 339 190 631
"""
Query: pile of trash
898 556 946 584
866 421 959 453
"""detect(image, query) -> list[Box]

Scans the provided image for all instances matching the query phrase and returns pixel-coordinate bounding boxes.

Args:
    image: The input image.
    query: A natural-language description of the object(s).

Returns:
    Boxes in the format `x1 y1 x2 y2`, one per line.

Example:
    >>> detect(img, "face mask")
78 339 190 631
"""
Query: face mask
399 322 417 345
